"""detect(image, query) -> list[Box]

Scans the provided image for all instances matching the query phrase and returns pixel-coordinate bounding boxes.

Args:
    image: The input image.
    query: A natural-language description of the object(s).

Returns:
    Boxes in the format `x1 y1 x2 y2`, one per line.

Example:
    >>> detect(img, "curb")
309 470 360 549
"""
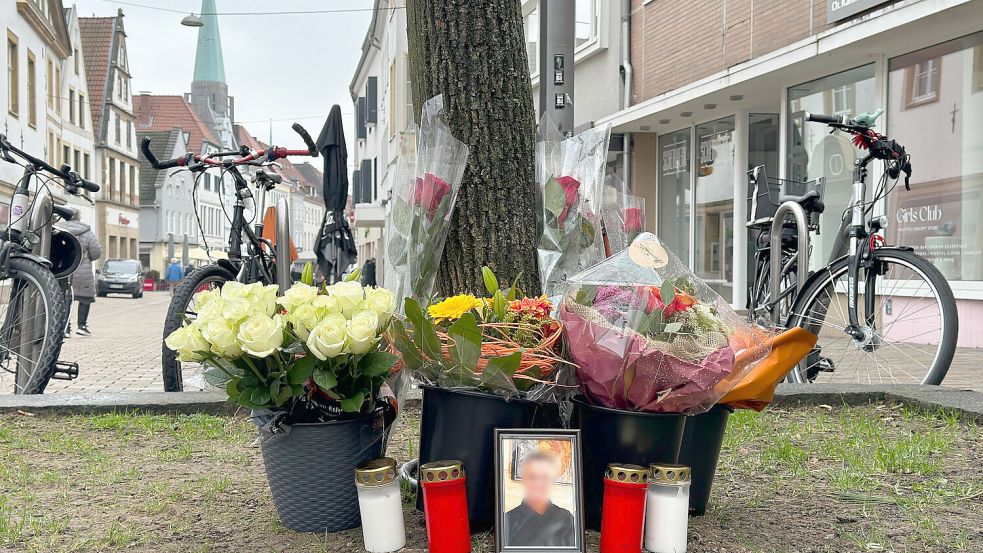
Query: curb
2 385 980 423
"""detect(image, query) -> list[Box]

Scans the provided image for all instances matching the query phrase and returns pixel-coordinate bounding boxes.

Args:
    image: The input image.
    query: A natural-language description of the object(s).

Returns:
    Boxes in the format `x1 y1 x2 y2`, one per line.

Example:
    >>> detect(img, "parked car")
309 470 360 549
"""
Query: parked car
97 259 145 298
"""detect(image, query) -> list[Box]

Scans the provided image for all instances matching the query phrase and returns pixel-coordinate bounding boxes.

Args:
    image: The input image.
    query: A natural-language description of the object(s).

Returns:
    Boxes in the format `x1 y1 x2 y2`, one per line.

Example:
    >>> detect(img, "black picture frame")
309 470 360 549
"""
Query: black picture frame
494 428 585 553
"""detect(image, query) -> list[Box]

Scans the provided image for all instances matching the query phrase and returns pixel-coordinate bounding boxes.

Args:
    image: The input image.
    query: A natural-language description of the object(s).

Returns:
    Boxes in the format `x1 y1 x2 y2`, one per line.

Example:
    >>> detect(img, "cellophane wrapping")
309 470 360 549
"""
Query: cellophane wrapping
558 232 777 414
536 116 610 299
383 95 470 312
600 171 646 254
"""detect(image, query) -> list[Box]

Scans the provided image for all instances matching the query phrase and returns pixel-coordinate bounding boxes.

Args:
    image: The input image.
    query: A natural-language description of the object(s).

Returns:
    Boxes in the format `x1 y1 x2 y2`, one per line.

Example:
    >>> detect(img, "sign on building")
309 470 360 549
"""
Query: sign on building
827 0 895 23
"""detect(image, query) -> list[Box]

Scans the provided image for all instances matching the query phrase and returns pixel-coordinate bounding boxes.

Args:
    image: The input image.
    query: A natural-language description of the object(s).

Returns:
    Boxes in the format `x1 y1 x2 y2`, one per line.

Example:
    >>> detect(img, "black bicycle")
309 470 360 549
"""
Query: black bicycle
142 123 318 391
0 135 99 393
746 111 957 385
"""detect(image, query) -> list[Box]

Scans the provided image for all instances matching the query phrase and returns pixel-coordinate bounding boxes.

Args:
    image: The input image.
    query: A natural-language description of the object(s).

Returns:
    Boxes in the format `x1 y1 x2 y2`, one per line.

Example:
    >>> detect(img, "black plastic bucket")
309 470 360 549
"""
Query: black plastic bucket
678 404 733 515
571 396 686 531
416 386 561 529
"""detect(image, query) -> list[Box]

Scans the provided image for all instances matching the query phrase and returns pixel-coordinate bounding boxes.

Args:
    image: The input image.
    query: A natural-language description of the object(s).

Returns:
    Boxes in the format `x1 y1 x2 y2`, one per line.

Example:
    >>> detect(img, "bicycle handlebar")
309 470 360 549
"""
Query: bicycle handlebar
0 134 101 193
805 112 848 125
142 122 318 171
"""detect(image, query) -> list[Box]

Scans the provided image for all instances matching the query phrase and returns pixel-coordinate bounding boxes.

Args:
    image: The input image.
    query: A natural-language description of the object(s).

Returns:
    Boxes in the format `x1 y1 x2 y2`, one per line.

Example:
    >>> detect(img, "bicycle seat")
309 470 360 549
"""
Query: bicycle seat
52 204 76 221
779 189 823 207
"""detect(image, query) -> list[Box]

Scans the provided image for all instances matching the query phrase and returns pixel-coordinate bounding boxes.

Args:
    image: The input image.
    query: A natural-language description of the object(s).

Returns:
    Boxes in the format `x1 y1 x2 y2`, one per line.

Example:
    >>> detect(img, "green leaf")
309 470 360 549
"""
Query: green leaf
480 352 522 387
482 266 499 295
312 367 338 391
660 282 675 307
644 309 664 335
276 386 292 406
506 272 523 301
345 268 361 282
202 365 233 388
287 356 316 385
390 325 424 370
250 387 272 407
270 379 281 403
663 322 683 334
406 298 442 360
492 290 507 321
301 261 315 286
225 378 241 401
340 392 365 413
544 176 566 218
448 312 481 371
359 351 399 377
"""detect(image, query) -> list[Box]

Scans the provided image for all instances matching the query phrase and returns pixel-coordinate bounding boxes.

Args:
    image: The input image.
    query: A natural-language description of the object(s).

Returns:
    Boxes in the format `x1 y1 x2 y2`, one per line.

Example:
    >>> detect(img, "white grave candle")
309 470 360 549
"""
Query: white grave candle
644 463 691 553
355 458 406 553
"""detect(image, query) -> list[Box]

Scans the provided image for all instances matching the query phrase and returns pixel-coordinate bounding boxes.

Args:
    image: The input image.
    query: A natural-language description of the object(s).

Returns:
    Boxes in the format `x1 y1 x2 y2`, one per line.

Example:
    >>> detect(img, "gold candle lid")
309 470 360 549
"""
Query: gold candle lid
355 457 398 487
648 463 691 485
420 460 465 483
605 463 649 484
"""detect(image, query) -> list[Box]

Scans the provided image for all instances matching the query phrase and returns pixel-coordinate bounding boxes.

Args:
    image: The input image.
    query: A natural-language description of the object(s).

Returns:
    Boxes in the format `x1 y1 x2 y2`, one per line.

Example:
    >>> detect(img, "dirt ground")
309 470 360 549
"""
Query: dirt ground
0 402 980 552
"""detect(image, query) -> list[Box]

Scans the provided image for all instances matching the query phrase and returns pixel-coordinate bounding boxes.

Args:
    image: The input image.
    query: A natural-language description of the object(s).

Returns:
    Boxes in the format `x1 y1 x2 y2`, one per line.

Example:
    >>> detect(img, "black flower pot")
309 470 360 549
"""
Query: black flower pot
416 385 561 530
678 403 733 515
260 407 385 533
571 396 686 531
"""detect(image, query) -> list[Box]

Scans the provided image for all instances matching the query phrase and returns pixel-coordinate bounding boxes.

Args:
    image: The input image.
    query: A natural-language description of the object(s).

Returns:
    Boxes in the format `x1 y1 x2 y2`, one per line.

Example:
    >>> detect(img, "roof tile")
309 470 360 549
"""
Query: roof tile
134 95 220 154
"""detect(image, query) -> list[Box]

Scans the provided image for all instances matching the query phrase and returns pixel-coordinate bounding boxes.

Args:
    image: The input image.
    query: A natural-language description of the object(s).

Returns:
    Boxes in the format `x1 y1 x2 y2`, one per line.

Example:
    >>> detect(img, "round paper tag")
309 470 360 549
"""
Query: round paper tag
628 237 669 269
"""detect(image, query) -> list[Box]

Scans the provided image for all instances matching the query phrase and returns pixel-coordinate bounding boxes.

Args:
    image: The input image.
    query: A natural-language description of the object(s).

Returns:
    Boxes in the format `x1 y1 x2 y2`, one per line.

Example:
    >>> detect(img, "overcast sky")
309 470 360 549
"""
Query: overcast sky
74 0 374 169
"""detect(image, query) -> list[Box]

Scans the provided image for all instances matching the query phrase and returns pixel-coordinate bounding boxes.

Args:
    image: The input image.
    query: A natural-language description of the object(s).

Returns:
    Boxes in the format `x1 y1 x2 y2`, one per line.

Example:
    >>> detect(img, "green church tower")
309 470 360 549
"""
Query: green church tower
189 0 233 147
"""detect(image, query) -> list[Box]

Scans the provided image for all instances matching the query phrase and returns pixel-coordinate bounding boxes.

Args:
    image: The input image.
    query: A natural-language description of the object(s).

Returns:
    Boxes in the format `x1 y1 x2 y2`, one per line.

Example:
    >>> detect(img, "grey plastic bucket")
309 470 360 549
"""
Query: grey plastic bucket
260 408 385 533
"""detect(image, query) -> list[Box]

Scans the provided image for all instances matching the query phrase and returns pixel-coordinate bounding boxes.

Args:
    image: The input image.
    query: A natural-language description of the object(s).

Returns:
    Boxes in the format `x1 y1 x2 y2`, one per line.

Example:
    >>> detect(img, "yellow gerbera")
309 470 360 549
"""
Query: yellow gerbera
428 294 483 323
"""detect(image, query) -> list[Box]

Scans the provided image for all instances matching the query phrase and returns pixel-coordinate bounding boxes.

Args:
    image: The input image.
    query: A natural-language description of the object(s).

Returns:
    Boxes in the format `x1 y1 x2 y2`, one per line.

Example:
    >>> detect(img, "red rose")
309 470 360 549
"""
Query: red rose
413 173 452 221
644 287 697 318
557 175 580 225
624 207 644 232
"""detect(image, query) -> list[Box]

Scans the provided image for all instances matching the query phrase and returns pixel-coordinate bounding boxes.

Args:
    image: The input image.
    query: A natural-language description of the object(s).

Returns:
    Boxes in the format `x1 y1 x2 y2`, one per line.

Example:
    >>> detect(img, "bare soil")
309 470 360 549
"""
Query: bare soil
0 402 979 552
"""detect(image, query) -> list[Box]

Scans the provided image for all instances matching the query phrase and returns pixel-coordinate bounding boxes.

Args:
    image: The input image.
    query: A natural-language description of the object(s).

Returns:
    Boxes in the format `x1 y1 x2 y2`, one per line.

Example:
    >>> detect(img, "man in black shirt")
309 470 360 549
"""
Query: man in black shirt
504 451 576 547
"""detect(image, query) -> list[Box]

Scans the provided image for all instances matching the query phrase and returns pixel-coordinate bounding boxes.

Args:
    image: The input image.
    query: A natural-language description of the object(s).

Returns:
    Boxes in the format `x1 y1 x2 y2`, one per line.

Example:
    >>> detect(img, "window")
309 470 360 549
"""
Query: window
83 153 90 179
695 116 736 301
127 121 132 148
658 129 692 266
905 58 941 108
523 6 538 76
26 51 36 127
575 0 598 50
204 173 211 192
54 67 60 114
130 166 136 202
389 60 397 139
8 32 19 117
888 31 983 282
109 158 116 192
115 114 121 144
46 59 53 109
47 132 54 164
74 48 79 74
78 93 85 128
74 149 81 172
830 85 853 115
63 145 70 166
69 89 76 124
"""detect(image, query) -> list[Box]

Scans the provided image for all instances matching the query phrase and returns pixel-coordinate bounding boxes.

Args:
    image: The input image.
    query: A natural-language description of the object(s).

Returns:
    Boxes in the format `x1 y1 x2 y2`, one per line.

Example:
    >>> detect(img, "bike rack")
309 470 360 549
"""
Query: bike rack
275 197 292 294
770 200 811 384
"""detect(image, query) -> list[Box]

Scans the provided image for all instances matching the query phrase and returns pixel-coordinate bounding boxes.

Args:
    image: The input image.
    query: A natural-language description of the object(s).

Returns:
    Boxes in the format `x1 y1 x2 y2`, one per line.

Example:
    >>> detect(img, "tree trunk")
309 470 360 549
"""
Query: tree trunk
407 0 540 296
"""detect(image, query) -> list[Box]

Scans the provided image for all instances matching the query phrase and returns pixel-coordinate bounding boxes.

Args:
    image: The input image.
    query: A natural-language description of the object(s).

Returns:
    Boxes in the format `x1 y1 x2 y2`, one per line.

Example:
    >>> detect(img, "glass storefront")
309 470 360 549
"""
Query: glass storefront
787 65 877 267
658 129 692 265
695 117 736 301
747 114 780 290
887 32 983 282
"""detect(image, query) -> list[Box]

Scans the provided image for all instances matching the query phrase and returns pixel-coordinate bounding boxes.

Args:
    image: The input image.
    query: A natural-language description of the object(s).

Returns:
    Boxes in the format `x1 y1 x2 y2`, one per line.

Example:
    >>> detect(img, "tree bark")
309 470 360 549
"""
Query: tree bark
406 0 540 296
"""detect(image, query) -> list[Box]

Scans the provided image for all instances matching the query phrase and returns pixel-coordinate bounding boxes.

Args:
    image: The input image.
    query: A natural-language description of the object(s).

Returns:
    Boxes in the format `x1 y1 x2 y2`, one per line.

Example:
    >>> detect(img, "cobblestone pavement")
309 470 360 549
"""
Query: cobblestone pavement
0 290 977 394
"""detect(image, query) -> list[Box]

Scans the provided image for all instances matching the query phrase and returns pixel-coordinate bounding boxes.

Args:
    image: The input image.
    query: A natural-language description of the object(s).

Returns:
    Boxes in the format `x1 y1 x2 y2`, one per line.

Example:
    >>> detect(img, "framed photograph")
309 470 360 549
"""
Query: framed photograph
494 429 585 553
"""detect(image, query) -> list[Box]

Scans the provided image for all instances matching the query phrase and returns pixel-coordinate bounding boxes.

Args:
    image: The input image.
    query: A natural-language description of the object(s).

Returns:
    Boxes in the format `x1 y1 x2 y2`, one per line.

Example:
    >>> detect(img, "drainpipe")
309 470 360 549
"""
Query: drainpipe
620 0 633 190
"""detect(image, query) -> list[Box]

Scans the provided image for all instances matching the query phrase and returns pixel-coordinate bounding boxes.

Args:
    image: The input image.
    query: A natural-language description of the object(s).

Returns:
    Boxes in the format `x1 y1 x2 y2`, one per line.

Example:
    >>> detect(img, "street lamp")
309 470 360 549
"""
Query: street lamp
180 13 204 27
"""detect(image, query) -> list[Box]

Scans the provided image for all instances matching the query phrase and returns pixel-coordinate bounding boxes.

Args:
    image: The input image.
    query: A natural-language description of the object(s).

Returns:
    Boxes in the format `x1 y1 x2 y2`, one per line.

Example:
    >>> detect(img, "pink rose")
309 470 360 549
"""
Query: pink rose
413 173 452 221
624 207 644 232
557 175 580 226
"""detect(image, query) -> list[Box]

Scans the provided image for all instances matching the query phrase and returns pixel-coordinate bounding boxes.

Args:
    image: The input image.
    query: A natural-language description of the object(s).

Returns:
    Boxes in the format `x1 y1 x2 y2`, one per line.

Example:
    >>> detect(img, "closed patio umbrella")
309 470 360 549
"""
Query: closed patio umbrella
314 105 357 283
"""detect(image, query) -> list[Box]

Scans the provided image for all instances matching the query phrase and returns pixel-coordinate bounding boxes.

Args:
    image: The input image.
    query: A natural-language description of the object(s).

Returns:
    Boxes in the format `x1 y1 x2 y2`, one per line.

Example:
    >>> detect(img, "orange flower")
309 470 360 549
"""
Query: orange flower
508 295 554 319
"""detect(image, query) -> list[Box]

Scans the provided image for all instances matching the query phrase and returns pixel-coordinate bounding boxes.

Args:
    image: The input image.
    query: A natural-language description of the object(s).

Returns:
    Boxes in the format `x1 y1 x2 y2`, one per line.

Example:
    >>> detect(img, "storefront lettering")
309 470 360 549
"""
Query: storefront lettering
661 140 689 177
895 205 942 225
827 0 894 24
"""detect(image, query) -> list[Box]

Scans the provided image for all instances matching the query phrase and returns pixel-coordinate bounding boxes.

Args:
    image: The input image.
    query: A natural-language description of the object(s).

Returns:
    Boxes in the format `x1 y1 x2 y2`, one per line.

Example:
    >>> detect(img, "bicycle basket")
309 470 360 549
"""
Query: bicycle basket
746 165 825 228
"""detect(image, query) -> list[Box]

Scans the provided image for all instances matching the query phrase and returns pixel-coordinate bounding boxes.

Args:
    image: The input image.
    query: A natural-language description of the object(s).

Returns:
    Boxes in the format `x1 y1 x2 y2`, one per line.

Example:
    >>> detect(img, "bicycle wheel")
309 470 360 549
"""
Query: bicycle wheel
0 257 68 393
787 249 957 385
161 264 235 391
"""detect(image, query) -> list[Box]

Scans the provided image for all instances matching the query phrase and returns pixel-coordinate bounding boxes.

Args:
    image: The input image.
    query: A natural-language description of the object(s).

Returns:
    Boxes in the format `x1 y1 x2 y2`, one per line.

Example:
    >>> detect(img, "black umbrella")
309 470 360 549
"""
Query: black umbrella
314 105 358 283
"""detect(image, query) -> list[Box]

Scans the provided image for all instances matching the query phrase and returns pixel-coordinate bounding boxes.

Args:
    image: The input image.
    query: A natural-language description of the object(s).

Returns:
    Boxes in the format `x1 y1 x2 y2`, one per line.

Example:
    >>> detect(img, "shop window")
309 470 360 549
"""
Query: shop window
695 116 736 301
787 64 876 268
657 129 692 265
888 31 983 282
904 58 941 108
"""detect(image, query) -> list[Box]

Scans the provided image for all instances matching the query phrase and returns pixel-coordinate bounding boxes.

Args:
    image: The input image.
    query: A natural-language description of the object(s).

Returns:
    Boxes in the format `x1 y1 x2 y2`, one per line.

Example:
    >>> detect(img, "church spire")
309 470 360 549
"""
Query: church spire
192 0 226 84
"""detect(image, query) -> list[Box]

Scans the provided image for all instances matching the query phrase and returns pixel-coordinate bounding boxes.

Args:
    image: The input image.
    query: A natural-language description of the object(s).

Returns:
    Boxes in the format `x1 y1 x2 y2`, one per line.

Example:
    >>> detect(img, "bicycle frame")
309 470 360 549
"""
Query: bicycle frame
221 165 291 292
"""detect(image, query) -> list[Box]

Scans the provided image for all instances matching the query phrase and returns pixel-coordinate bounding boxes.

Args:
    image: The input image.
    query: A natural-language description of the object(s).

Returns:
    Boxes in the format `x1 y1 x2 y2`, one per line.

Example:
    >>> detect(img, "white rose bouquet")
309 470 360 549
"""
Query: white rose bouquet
165 270 401 415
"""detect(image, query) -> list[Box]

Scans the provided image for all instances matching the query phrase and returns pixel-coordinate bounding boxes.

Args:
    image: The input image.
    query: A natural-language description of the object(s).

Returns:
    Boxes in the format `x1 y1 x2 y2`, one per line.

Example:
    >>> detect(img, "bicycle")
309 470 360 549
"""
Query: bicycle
141 123 318 392
0 134 100 393
746 110 957 385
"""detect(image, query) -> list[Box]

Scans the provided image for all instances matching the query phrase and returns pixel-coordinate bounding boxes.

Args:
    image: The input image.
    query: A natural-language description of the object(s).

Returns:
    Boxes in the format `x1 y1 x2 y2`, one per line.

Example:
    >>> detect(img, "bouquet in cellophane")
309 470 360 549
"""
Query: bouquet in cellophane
536 116 610 299
384 95 470 311
558 232 777 414
601 171 646 254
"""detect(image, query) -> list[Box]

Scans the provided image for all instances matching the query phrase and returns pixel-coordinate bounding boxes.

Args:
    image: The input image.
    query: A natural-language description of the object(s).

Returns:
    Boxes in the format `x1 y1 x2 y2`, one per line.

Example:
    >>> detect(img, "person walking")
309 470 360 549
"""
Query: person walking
165 258 183 295
61 209 102 337
360 258 377 287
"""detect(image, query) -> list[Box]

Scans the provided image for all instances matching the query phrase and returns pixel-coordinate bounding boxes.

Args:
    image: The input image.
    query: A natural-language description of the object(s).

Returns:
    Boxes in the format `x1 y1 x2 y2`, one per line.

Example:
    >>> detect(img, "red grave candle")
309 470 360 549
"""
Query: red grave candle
600 463 650 553
421 460 471 553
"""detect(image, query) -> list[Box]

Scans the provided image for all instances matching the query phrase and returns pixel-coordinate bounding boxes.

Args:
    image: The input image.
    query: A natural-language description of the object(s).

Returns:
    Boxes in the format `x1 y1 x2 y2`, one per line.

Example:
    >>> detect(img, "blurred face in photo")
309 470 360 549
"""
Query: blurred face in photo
521 453 559 513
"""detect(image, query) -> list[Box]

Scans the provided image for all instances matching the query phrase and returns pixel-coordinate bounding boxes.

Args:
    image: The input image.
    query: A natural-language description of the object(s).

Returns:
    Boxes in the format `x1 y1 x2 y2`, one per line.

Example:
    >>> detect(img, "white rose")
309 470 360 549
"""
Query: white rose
287 303 320 341
220 281 249 300
278 282 319 312
312 294 341 318
194 288 222 309
222 297 253 322
237 314 284 358
347 310 380 355
249 283 279 316
362 286 396 331
306 313 349 360
199 317 242 358
327 281 365 317
164 324 209 362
